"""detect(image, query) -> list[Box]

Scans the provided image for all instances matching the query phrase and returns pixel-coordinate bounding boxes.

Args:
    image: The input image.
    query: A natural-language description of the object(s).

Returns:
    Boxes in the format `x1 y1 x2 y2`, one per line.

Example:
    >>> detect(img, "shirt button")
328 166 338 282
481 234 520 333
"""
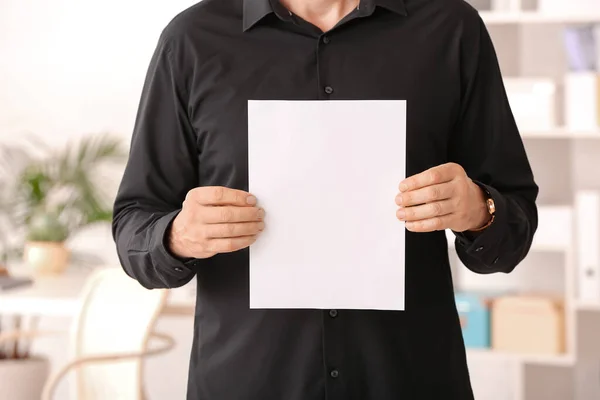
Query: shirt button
330 369 339 378
475 246 484 252
329 309 338 318
324 86 334 94
174 267 184 272
493 257 499 264
322 36 330 44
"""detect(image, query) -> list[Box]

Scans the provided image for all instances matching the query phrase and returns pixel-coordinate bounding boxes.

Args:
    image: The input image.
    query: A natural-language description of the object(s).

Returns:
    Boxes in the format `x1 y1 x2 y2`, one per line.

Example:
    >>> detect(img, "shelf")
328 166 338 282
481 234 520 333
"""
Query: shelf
447 206 573 253
466 348 575 366
521 128 600 139
575 302 600 312
481 11 600 25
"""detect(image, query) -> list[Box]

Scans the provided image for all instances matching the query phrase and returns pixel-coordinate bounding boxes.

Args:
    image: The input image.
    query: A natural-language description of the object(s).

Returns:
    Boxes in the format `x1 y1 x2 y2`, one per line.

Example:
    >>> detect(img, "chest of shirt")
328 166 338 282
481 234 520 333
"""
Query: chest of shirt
185 14 463 186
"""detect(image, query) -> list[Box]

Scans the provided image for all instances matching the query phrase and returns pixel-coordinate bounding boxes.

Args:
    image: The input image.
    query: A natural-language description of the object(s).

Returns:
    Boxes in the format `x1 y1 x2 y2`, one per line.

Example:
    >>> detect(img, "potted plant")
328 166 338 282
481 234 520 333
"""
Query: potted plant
1 134 126 274
23 212 71 275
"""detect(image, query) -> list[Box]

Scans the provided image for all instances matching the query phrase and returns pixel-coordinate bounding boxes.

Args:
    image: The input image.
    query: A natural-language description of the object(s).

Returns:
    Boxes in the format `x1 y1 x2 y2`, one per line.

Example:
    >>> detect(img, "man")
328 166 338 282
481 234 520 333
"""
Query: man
112 0 538 398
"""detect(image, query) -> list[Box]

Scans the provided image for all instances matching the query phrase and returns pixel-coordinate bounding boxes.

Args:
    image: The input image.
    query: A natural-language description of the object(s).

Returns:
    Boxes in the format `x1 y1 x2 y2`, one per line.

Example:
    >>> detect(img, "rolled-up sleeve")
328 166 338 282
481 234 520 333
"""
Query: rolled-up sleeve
112 31 200 289
449 15 539 274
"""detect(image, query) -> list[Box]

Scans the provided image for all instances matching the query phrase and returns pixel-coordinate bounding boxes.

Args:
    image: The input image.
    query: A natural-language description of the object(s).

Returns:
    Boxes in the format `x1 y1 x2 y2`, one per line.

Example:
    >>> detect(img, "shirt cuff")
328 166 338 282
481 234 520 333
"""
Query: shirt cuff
453 182 507 267
149 210 203 279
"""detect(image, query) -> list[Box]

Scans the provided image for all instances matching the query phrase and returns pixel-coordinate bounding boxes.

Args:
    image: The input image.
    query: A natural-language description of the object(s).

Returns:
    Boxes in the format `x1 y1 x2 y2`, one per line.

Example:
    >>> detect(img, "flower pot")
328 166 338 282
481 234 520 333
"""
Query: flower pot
24 241 70 275
0 357 50 400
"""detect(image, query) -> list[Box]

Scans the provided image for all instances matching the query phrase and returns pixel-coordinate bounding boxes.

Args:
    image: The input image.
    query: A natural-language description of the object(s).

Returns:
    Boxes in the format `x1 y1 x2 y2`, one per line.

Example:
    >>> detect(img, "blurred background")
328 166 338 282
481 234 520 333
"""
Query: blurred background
1 0 600 399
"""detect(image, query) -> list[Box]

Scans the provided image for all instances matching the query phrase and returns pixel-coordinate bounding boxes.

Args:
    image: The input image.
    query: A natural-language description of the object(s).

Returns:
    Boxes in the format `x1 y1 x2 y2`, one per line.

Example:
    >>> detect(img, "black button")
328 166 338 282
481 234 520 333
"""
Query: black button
324 86 334 94
322 36 330 44
329 309 338 318
493 257 499 264
475 246 484 252
330 369 339 378
174 267 184 272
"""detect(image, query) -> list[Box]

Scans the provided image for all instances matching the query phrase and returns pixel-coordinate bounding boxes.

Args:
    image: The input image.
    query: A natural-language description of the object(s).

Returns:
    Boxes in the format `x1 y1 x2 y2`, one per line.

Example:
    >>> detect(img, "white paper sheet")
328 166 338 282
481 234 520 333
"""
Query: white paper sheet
248 100 406 310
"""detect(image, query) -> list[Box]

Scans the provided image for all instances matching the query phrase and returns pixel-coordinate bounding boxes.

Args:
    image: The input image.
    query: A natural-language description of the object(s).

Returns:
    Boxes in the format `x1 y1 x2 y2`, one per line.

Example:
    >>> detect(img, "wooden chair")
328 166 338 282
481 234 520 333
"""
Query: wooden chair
0 267 175 400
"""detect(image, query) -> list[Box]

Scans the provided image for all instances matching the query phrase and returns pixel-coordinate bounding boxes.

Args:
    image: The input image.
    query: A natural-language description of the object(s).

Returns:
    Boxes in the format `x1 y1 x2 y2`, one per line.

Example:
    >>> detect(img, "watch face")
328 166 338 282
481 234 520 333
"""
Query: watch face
487 198 496 215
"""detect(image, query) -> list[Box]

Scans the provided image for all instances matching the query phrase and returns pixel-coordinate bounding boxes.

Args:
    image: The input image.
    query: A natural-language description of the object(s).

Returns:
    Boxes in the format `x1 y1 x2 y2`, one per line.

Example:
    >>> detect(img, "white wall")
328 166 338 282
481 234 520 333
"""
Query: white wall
1 1 200 399
0 0 198 146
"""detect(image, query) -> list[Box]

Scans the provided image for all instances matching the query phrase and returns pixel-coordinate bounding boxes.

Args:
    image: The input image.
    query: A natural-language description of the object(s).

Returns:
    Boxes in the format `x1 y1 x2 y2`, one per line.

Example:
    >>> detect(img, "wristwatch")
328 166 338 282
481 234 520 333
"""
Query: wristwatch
470 188 496 232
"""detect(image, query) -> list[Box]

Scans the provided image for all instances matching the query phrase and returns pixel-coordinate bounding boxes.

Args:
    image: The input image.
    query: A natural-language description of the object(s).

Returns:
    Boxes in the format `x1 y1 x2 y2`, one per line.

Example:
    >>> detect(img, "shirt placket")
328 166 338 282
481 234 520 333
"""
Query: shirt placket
318 31 335 100
315 30 348 400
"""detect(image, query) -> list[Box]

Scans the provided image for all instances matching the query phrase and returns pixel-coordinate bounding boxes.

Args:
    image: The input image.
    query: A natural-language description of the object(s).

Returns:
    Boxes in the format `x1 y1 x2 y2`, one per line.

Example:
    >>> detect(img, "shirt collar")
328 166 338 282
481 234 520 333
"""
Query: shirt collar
370 0 407 16
243 0 276 31
243 0 407 32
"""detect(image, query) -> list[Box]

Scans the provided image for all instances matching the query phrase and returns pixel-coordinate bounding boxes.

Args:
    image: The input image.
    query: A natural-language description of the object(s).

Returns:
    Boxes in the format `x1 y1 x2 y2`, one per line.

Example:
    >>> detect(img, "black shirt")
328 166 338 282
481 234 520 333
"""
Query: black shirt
112 0 539 399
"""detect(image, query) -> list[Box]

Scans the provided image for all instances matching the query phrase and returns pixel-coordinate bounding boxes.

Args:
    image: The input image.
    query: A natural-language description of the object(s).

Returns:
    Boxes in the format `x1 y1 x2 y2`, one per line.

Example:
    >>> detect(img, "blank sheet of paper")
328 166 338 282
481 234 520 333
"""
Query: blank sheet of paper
248 100 406 310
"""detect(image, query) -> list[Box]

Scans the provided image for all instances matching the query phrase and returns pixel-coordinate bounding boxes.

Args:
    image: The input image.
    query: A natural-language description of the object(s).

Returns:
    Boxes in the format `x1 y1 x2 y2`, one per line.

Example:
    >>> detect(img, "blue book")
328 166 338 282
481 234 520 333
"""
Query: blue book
455 292 507 349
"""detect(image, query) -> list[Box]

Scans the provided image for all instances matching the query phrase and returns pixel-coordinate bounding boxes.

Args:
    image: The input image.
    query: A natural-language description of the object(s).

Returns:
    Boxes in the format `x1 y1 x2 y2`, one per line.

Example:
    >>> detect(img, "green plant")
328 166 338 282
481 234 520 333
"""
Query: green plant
1 134 126 245
26 212 70 242
0 143 31 262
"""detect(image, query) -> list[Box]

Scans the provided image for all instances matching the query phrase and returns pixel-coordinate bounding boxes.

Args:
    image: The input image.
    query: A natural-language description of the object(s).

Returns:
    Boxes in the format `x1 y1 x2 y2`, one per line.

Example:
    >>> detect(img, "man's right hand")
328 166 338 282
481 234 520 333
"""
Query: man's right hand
167 186 265 259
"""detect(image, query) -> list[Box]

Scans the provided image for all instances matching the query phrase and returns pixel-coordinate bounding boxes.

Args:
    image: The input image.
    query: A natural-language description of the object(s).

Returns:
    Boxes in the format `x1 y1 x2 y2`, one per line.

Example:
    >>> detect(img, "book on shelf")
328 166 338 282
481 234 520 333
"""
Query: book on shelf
595 25 600 74
456 291 506 349
563 25 596 72
563 25 600 130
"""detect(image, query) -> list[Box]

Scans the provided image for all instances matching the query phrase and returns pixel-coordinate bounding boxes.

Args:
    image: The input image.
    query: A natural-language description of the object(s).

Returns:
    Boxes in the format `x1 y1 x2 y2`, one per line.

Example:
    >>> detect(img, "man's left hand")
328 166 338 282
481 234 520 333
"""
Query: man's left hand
395 163 491 233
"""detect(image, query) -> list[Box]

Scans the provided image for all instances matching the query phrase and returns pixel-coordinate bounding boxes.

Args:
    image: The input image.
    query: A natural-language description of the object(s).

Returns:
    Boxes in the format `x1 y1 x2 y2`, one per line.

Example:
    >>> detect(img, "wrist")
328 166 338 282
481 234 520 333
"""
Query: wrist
467 182 494 232
470 208 492 232
166 215 193 259
167 214 215 260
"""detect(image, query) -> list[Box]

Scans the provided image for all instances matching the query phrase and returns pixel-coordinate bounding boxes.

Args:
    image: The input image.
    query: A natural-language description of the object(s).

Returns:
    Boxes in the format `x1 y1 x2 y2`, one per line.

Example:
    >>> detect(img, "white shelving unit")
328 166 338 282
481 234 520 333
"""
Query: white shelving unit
456 3 600 400
449 204 577 376
450 209 578 400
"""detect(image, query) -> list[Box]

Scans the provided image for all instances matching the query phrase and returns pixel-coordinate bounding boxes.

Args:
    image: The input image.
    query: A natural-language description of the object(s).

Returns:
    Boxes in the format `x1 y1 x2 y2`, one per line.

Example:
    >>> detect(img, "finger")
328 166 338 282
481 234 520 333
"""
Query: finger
205 222 265 238
202 206 265 224
396 182 454 207
399 163 464 192
206 236 258 254
397 200 454 222
404 215 455 232
188 186 257 206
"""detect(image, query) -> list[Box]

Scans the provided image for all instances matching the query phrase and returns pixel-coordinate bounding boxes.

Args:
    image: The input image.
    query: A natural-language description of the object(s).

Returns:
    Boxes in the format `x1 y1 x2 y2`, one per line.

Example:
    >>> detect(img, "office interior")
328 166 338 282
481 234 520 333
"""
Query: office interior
1 0 600 399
